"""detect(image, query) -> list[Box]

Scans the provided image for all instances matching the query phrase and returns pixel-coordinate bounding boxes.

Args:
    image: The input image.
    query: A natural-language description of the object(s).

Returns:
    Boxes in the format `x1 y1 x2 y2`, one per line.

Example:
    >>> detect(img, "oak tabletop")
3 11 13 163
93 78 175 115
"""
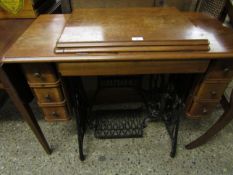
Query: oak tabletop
58 8 206 43
0 19 33 63
3 8 233 63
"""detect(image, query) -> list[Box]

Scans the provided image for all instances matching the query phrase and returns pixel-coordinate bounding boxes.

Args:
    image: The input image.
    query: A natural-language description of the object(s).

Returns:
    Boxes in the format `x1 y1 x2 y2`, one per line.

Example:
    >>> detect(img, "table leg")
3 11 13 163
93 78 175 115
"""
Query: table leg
0 67 52 154
68 77 87 161
186 90 233 149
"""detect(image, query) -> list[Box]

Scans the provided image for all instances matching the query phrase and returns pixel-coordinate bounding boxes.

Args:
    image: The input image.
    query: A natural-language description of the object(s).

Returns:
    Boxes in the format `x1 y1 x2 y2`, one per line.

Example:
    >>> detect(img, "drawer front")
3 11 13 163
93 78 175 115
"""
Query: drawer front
196 82 228 100
205 60 233 80
22 64 58 84
41 105 69 121
57 60 209 76
33 86 64 103
187 100 217 118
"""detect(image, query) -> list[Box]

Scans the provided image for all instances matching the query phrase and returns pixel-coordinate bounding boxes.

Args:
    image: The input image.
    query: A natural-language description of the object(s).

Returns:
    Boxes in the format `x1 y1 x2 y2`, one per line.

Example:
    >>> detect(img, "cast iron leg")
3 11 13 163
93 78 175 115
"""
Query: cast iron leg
186 90 233 149
69 77 87 161
164 111 180 158
170 115 180 157
76 117 85 161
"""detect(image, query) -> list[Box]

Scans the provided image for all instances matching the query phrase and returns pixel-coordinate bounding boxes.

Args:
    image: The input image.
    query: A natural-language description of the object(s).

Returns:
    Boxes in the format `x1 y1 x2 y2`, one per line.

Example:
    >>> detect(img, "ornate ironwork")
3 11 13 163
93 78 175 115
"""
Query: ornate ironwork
93 109 144 139
68 74 195 160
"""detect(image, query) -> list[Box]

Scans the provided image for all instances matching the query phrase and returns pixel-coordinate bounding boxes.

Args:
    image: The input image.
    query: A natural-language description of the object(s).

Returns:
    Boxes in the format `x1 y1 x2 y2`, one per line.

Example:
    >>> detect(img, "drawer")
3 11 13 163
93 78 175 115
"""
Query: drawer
205 60 233 80
196 81 228 100
22 64 58 84
57 60 209 76
40 102 70 121
186 100 218 119
33 86 64 103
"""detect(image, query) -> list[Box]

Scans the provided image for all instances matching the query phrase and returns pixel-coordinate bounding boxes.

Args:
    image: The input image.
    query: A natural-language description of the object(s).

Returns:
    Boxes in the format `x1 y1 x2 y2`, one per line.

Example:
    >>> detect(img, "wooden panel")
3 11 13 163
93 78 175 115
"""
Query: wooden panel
0 0 36 19
33 86 64 103
0 19 33 58
57 60 210 76
58 8 207 44
71 0 193 10
186 99 218 119
57 40 209 48
40 103 70 121
55 45 210 53
22 64 58 84
4 13 233 63
205 60 233 80
71 0 154 8
196 81 228 100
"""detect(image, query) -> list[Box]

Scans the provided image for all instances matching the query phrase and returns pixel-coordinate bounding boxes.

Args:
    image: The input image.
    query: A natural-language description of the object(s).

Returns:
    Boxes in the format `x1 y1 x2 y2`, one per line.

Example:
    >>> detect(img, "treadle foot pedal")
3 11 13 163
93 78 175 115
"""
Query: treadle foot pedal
93 109 144 139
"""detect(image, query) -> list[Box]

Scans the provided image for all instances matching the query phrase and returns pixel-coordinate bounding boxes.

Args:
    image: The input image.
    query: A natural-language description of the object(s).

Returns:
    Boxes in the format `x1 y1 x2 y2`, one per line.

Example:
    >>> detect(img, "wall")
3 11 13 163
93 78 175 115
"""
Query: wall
71 0 197 11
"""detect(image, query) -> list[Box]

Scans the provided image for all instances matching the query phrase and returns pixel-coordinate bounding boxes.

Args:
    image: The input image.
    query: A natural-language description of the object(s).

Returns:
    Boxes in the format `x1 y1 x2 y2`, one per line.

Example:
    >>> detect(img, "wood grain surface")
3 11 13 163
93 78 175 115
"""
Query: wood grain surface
3 10 233 63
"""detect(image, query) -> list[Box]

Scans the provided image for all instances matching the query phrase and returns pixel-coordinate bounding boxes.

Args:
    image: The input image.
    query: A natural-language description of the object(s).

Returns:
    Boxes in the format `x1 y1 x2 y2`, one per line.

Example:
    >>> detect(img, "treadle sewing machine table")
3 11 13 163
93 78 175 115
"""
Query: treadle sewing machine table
3 8 233 159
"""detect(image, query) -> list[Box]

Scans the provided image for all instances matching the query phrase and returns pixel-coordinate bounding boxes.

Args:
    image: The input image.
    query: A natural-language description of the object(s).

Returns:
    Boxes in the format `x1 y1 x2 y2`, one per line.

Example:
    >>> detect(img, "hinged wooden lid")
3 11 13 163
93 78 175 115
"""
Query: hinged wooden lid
55 7 209 53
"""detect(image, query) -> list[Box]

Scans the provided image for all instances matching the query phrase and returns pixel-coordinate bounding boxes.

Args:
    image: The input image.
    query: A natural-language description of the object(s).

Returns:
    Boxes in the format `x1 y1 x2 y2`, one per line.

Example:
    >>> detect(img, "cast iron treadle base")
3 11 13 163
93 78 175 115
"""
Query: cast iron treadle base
93 109 144 139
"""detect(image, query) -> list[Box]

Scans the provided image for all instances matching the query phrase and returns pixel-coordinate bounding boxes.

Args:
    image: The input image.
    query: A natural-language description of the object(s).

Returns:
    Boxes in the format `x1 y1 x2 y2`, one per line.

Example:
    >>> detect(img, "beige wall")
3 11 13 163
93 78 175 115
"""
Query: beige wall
71 0 197 11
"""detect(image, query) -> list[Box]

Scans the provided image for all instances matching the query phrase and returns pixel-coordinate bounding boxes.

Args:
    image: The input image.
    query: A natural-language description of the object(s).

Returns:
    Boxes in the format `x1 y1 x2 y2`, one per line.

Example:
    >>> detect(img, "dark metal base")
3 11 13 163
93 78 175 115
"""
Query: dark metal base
68 77 87 161
68 74 193 160
93 109 144 139
144 93 182 158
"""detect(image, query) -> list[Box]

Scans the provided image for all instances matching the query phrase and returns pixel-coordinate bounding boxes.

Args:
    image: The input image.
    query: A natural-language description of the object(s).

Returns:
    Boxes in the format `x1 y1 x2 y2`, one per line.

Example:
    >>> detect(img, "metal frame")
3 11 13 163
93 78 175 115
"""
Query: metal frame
69 74 193 160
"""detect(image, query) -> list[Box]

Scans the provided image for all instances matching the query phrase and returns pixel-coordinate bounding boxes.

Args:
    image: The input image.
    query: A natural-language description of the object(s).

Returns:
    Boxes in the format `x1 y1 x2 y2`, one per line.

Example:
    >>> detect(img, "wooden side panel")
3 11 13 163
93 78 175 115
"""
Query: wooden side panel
22 63 70 122
204 60 233 80
40 103 70 122
57 60 210 76
32 86 64 103
22 64 58 84
186 99 218 119
186 60 233 119
196 81 228 100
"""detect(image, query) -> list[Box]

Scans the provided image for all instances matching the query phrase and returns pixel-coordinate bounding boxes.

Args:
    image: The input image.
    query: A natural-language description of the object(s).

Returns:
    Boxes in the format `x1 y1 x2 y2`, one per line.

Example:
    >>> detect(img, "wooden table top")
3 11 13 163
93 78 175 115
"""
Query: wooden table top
55 8 209 53
58 8 206 43
0 19 33 63
3 9 233 63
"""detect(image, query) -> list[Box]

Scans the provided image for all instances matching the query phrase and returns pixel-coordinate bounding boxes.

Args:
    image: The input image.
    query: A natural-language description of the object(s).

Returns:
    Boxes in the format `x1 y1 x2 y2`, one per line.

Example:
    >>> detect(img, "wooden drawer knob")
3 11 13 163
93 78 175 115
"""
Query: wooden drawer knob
33 72 41 78
52 111 59 117
202 107 208 114
45 94 51 102
210 91 217 96
223 67 230 73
